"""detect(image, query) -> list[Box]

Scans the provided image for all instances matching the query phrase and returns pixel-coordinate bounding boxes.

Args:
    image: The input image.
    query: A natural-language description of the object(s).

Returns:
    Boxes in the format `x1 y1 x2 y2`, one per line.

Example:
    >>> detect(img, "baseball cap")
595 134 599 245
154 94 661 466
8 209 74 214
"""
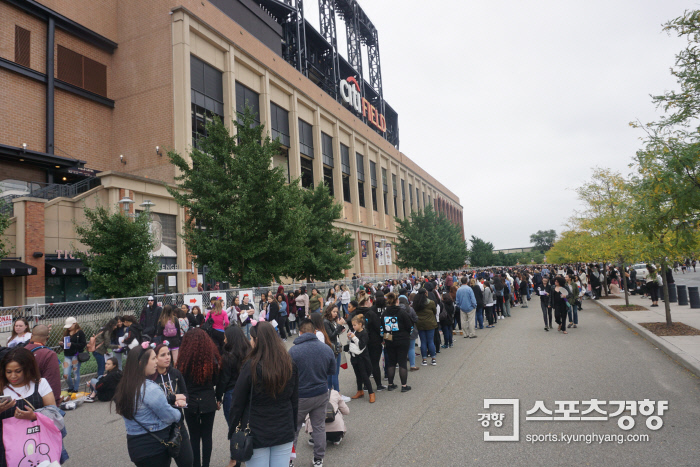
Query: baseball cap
63 317 77 329
148 296 154 301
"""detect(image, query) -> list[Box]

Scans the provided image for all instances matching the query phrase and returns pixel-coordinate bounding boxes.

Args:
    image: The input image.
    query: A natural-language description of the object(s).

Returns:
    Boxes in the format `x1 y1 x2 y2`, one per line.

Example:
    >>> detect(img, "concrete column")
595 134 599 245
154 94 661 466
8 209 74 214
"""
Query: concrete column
171 11 192 166
348 134 360 224
288 91 301 182
312 107 323 188
331 121 344 208
224 45 237 136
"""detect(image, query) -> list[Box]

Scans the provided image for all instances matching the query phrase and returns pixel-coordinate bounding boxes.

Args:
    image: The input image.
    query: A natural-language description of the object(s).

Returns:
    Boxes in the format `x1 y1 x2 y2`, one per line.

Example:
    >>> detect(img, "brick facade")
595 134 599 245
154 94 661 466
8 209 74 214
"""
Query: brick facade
24 200 45 301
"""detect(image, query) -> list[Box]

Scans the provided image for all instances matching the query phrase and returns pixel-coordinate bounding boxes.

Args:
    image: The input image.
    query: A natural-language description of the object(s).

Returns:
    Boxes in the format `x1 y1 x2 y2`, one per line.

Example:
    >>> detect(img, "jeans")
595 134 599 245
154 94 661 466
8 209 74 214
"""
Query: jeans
341 303 349 318
475 306 484 329
88 377 99 393
93 352 105 378
495 295 504 316
327 352 340 392
277 315 288 339
368 343 383 387
63 356 81 392
540 300 552 327
485 305 495 325
223 388 234 426
408 338 416 367
246 442 294 467
418 329 436 358
185 410 216 467
453 310 462 330
567 304 578 325
242 322 252 339
441 324 453 345
503 298 511 317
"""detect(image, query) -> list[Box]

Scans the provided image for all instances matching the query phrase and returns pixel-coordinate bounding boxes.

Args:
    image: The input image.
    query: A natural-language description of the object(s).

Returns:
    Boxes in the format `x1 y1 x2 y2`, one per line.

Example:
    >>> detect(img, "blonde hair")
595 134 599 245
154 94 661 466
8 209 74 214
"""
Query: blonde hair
211 299 223 315
351 314 365 326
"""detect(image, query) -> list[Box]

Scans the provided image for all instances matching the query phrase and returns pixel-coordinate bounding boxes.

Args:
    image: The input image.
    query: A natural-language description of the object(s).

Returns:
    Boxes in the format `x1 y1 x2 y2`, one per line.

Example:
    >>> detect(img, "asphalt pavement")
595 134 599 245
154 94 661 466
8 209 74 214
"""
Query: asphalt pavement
63 294 700 467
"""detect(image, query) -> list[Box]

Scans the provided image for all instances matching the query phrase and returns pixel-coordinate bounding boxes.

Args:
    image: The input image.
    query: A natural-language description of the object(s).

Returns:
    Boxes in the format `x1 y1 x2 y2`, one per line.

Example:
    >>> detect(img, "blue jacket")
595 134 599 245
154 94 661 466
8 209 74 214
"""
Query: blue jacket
123 380 181 435
455 284 477 312
289 332 335 399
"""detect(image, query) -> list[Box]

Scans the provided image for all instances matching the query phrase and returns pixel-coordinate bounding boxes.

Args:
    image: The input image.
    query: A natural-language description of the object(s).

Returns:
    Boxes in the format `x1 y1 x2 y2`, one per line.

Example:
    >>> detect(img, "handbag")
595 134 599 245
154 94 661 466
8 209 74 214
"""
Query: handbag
229 380 254 462
201 313 215 337
3 412 62 466
77 352 91 363
325 391 338 423
134 418 182 458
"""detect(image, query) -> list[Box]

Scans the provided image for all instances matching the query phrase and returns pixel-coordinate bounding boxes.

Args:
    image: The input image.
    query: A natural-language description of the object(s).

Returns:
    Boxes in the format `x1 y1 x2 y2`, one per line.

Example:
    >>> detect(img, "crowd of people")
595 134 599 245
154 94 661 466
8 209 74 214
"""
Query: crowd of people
0 260 693 467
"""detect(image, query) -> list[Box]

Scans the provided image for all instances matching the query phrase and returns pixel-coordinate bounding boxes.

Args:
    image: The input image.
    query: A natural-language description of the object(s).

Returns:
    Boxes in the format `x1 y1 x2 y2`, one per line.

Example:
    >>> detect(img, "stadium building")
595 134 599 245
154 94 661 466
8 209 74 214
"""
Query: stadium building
0 0 464 306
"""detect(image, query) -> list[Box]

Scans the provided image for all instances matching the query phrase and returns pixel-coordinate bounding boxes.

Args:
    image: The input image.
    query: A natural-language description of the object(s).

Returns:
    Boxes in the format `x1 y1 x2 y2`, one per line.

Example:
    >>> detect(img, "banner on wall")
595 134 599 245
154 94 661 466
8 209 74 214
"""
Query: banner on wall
184 294 203 309
385 243 392 265
208 292 227 309
361 240 368 258
375 242 384 266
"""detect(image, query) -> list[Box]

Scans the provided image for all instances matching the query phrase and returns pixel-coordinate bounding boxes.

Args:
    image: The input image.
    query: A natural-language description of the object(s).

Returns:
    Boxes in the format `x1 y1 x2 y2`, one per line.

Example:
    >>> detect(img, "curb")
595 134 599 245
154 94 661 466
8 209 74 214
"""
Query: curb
592 299 700 378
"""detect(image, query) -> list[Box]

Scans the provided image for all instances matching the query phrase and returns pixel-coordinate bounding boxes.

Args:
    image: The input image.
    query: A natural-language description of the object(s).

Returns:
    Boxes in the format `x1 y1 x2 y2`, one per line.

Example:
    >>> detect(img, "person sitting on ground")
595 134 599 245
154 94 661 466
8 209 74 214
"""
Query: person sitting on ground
24 324 62 401
305 389 349 448
85 357 122 402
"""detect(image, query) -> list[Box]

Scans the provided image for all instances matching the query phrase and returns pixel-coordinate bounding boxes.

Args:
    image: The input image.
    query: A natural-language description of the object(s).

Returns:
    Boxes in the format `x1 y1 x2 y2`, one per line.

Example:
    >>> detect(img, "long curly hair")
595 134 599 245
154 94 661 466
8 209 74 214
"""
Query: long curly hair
176 328 220 385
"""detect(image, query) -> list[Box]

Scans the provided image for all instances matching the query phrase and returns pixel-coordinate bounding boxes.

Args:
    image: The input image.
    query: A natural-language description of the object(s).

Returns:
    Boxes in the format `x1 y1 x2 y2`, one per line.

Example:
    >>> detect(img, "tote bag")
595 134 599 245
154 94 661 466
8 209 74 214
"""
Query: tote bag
3 412 62 467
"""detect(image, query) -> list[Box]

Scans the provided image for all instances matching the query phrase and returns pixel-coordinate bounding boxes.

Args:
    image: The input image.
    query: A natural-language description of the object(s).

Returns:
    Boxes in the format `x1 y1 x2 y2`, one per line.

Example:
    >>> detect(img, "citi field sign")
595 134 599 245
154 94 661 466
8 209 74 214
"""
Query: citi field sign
339 77 387 132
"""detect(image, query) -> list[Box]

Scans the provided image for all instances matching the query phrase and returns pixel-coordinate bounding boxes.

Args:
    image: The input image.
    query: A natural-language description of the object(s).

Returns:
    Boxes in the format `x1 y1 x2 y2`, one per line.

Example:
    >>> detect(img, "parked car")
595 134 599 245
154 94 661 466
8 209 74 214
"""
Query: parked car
632 263 649 280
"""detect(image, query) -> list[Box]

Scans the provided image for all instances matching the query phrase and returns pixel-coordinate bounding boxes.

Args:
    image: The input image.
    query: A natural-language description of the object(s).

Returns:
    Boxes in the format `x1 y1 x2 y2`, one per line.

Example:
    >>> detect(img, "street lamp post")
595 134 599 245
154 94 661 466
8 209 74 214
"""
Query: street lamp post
118 197 134 217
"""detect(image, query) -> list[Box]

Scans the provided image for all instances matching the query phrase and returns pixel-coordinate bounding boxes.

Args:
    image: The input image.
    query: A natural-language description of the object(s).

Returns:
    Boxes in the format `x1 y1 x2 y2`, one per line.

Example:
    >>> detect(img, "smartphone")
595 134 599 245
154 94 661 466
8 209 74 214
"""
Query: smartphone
0 396 13 405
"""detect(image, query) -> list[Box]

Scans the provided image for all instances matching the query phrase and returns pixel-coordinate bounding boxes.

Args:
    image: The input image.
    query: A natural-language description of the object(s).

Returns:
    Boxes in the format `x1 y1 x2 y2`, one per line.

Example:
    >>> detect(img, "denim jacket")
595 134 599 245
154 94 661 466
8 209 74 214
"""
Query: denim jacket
124 380 181 435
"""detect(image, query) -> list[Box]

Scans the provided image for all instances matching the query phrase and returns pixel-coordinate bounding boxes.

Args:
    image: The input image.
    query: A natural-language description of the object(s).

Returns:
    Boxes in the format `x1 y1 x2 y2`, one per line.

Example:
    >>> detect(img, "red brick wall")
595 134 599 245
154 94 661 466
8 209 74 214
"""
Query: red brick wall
0 162 46 184
0 2 47 74
0 69 45 151
24 201 45 299
36 0 118 42
54 88 112 170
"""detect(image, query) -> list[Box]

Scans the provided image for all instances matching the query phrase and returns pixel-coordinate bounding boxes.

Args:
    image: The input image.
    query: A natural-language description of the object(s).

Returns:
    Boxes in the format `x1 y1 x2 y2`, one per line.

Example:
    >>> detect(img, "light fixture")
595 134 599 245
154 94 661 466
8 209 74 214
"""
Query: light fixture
32 252 43 258
118 197 134 215
120 155 126 164
55 165 60 168
62 177 67 181
156 146 162 156
19 158 24 162
139 199 155 212
22 143 27 152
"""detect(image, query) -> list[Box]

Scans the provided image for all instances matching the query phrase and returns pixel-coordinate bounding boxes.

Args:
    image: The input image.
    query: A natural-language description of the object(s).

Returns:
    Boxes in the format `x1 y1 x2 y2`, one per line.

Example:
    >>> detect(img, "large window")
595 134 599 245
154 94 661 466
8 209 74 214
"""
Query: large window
301 156 314 189
356 153 365 208
401 179 406 218
321 132 334 197
191 56 224 147
299 119 314 158
392 174 398 217
323 167 334 197
370 161 378 211
270 102 290 146
409 183 414 211
416 187 420 210
382 168 389 215
236 82 260 125
341 144 351 202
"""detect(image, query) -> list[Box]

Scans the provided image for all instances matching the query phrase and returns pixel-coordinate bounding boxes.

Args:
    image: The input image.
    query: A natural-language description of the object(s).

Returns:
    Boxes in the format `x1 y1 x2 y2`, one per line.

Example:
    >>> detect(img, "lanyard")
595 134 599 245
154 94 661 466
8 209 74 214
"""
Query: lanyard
159 372 174 397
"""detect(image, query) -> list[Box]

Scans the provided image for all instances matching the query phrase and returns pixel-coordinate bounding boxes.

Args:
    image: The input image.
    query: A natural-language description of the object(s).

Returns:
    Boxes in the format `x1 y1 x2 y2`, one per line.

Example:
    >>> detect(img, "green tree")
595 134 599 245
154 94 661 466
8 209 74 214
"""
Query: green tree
0 200 11 260
292 183 354 281
467 236 494 267
74 205 159 298
529 229 557 252
167 108 307 287
395 205 467 271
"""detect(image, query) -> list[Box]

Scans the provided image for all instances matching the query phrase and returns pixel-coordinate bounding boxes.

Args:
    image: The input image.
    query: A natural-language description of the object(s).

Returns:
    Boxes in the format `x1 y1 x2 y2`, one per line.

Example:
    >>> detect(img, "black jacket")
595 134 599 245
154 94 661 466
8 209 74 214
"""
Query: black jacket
122 323 143 349
442 300 456 322
183 365 219 415
95 369 122 402
140 304 162 338
187 312 204 328
267 301 280 323
380 305 413 343
63 330 86 357
323 319 345 346
470 285 484 307
536 283 552 303
216 354 243 403
363 306 383 347
228 361 299 449
151 367 188 406
344 328 371 366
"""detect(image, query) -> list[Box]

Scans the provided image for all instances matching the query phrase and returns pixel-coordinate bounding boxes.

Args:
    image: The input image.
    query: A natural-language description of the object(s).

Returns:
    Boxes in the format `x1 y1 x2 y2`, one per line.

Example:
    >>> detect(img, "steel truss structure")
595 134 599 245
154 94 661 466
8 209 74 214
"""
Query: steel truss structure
259 0 398 148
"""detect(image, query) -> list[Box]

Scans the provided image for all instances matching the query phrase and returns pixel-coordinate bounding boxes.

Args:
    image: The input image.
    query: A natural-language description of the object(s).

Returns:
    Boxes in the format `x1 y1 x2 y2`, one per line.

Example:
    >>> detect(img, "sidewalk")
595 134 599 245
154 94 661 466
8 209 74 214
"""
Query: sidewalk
591 292 700 377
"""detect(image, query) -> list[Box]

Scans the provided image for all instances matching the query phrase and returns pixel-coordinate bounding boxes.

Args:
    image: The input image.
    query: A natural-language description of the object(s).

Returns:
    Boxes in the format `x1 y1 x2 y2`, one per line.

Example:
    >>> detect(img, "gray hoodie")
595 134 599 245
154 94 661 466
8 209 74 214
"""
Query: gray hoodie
289 332 335 399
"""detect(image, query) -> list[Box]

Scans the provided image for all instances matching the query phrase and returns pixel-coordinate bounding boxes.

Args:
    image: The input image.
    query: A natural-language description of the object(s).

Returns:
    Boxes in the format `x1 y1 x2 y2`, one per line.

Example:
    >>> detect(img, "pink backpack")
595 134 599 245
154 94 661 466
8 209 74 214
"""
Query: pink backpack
3 412 62 467
163 320 177 337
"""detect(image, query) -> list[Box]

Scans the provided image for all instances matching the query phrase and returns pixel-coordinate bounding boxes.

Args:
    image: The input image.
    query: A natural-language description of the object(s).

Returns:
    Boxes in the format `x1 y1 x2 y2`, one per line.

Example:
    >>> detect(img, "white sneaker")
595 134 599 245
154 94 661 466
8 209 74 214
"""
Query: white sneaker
341 395 351 402
313 459 324 467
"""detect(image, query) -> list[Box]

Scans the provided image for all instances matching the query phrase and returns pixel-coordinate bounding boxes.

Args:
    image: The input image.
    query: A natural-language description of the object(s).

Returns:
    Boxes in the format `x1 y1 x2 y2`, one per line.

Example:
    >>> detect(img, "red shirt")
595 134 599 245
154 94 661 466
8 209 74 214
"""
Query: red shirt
24 343 61 401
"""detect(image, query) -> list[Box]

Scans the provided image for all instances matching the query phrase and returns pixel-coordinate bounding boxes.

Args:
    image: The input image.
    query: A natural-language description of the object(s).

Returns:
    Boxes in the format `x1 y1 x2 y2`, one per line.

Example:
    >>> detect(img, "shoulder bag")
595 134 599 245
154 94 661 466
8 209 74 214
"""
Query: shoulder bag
325 390 339 423
201 313 215 337
134 417 181 458
229 379 254 462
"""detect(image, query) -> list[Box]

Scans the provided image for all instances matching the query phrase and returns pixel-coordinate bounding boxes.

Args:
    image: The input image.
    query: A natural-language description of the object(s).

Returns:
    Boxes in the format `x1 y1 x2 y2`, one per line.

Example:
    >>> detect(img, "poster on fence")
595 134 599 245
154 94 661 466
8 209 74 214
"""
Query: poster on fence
375 242 384 266
0 315 12 331
209 292 227 309
238 290 254 306
184 294 203 310
385 243 392 265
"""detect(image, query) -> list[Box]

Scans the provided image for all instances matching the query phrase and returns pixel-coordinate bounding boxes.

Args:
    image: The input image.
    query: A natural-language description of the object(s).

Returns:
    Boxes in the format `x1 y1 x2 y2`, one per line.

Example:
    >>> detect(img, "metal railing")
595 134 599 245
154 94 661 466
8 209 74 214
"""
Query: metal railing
0 177 100 216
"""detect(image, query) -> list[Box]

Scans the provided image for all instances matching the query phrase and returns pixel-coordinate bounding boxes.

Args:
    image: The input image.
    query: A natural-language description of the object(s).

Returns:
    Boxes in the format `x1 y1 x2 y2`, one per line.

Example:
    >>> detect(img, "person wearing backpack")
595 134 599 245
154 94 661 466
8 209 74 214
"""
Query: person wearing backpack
155 305 182 364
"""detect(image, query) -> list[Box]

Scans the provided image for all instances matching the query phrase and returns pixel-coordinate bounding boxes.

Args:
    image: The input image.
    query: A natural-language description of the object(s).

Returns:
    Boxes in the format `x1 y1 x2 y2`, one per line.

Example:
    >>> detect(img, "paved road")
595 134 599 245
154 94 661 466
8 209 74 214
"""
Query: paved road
63 297 700 466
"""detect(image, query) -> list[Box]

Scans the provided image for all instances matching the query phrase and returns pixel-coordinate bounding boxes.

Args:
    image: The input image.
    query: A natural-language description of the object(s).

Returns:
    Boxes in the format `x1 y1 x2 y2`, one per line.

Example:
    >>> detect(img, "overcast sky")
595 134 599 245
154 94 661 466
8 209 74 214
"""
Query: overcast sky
305 0 691 250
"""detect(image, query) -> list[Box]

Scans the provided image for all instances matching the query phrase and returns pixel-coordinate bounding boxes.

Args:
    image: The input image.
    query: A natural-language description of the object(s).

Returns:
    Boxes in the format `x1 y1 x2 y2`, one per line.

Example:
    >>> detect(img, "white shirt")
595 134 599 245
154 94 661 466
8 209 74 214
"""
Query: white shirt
4 378 52 399
7 333 31 348
315 330 324 343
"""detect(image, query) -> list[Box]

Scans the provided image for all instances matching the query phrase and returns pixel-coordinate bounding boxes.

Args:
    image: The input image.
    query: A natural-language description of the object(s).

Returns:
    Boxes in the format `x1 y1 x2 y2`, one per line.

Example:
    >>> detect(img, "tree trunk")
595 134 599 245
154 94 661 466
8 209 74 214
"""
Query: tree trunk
621 258 629 306
661 259 672 327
